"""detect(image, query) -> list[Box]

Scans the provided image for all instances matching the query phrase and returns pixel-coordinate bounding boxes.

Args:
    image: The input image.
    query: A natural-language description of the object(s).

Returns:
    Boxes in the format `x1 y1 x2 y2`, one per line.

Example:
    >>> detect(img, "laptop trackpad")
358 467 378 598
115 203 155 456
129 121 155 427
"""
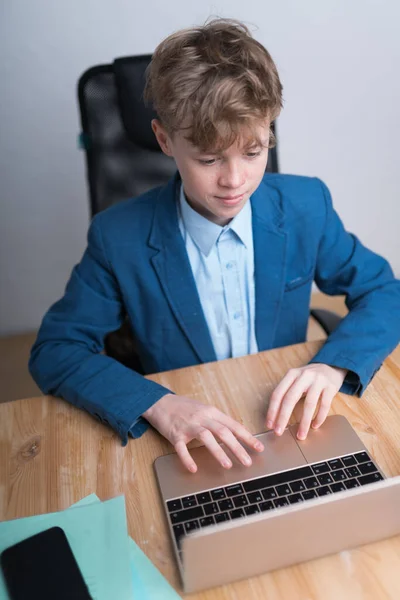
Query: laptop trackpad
155 429 306 500
289 414 366 464
222 429 307 486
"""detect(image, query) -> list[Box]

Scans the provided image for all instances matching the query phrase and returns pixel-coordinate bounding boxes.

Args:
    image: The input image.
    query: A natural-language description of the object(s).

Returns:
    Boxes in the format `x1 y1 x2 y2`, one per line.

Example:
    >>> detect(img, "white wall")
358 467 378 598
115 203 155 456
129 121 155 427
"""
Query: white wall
1 0 399 335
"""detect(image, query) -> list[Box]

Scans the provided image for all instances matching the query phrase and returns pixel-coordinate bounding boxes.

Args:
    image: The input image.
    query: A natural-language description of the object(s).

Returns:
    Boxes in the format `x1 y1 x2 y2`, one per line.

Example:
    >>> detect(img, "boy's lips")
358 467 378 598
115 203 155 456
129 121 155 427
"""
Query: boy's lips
216 193 245 206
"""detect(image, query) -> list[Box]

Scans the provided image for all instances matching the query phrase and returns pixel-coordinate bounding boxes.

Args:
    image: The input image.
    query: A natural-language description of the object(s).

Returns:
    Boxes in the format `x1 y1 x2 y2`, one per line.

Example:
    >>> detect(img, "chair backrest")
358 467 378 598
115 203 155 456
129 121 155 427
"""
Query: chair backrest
77 54 279 216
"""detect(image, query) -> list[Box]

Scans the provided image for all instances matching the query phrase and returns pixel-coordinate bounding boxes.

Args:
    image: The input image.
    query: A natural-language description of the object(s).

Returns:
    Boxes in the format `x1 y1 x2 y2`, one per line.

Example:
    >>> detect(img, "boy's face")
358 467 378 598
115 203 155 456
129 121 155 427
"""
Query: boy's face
152 120 270 226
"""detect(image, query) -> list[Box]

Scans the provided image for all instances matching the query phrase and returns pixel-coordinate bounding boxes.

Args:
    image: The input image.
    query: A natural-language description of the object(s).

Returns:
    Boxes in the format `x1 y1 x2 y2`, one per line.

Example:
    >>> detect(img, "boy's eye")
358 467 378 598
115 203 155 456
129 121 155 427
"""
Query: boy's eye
198 158 217 166
198 150 262 165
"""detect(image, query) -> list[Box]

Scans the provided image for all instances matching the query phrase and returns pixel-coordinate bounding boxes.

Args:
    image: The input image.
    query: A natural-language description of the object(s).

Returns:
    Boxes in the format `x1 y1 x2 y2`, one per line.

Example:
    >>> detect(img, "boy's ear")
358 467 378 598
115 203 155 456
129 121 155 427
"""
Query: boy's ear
151 119 174 156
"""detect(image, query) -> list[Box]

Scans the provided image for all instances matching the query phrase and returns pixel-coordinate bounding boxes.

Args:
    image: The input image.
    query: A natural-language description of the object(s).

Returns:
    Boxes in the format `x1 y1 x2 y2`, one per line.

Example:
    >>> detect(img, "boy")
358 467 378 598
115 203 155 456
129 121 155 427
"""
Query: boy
30 19 400 473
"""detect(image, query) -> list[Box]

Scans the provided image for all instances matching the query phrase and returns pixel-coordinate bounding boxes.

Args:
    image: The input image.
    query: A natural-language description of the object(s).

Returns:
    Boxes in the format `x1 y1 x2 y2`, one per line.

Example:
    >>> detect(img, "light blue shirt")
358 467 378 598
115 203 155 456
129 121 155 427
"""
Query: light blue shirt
178 185 258 360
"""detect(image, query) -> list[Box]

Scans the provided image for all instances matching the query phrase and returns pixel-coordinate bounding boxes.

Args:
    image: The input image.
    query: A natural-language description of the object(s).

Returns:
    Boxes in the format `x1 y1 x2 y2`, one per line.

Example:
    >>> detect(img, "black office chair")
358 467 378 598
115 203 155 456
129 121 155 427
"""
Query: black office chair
77 55 341 370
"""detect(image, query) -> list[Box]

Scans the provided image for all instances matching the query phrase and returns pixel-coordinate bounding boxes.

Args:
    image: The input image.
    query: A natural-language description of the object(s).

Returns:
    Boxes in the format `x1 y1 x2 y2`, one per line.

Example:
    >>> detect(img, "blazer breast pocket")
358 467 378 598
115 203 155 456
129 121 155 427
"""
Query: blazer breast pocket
284 267 315 292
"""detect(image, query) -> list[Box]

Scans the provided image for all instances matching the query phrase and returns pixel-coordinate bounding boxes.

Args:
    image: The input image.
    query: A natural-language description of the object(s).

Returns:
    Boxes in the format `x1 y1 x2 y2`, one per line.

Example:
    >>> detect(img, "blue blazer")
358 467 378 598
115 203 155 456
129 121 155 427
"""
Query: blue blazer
30 173 400 444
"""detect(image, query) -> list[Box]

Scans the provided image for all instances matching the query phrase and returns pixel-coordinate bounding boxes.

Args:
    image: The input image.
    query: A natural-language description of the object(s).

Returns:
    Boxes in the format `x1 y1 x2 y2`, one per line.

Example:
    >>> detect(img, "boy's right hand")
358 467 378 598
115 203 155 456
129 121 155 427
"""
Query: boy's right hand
142 394 264 473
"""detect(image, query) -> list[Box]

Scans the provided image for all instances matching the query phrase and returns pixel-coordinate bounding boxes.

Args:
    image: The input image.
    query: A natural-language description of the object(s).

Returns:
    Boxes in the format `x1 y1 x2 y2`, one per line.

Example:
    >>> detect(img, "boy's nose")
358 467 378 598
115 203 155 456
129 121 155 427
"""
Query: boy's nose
218 163 245 189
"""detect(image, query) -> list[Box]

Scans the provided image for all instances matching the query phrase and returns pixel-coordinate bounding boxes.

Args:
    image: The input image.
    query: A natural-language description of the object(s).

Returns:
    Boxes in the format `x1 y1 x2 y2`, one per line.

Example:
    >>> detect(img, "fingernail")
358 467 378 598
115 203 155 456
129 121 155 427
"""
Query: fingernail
222 459 232 468
297 432 306 440
275 426 282 435
255 442 264 451
266 420 273 428
189 464 197 473
243 456 252 466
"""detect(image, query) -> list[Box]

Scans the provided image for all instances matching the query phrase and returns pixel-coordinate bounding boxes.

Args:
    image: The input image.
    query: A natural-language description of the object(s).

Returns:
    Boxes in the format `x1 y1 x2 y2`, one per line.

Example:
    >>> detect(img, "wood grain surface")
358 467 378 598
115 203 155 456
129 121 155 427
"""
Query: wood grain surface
1 340 400 599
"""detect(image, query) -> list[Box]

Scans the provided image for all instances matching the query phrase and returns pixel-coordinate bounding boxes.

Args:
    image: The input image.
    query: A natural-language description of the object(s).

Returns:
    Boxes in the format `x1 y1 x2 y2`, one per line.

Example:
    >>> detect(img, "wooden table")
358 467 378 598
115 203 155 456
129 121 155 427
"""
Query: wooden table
1 340 400 599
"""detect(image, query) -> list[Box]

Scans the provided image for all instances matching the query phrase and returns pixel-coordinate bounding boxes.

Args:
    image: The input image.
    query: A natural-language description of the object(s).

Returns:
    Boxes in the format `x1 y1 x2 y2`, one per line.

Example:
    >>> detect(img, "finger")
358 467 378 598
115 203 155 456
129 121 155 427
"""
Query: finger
266 370 299 428
274 375 311 434
197 429 233 469
208 423 253 466
312 386 336 429
174 440 197 473
218 413 264 453
297 383 324 440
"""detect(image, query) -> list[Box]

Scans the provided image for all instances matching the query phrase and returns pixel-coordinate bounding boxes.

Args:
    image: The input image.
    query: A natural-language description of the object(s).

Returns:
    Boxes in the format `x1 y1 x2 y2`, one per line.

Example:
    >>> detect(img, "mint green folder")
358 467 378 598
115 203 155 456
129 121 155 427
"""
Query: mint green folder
73 494 181 600
0 496 133 600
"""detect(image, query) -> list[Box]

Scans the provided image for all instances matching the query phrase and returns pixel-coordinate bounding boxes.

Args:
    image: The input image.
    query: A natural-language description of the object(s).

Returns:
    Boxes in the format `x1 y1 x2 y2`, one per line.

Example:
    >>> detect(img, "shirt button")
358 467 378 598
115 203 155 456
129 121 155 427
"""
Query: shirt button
226 262 234 269
233 311 241 320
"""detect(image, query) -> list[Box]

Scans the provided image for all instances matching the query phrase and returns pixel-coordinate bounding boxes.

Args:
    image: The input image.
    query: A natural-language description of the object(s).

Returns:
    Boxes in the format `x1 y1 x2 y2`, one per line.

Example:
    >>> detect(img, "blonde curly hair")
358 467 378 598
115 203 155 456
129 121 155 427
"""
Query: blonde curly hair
144 18 283 151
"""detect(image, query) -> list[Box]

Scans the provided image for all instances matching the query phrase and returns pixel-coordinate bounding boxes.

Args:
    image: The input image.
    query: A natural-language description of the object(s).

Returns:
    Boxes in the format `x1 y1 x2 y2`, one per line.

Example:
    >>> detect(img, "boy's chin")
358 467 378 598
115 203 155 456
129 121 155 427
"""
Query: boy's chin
213 204 246 225
219 198 247 214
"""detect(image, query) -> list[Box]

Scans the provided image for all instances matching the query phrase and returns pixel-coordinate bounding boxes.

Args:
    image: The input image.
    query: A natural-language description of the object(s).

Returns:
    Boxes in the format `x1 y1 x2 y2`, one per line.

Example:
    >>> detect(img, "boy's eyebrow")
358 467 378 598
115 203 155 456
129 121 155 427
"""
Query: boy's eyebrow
195 140 269 156
244 139 269 149
195 149 221 156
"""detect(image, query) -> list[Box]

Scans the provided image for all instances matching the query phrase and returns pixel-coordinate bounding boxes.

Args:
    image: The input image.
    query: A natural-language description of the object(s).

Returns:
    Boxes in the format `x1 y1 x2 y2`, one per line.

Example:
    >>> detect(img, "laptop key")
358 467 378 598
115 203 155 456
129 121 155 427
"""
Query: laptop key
317 474 334 485
170 505 204 524
242 466 313 492
233 495 248 508
276 484 291 496
225 484 244 497
274 497 289 508
215 512 230 523
262 487 277 500
355 452 371 464
184 520 200 533
358 462 378 475
290 480 305 493
167 499 182 512
312 462 330 475
203 502 219 515
259 500 274 511
304 476 319 489
247 491 263 504
302 489 318 500
287 493 303 504
317 486 332 496
230 508 245 519
199 516 215 527
173 524 185 548
345 466 361 478
218 498 234 511
196 491 211 504
331 482 346 493
342 455 357 467
358 472 384 485
344 478 360 489
244 504 260 516
211 488 226 501
182 495 197 508
332 469 347 482
328 459 344 470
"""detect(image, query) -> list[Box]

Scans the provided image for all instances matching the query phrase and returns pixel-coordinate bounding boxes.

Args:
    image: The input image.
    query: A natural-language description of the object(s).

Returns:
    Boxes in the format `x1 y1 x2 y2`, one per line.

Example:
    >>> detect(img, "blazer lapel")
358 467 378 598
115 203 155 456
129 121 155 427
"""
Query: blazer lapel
251 178 288 351
149 175 217 364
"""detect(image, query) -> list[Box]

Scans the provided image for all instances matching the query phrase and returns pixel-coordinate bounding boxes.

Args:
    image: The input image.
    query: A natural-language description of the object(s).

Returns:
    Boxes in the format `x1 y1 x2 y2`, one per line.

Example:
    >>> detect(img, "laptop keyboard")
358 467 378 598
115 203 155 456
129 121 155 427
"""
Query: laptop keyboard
166 451 383 555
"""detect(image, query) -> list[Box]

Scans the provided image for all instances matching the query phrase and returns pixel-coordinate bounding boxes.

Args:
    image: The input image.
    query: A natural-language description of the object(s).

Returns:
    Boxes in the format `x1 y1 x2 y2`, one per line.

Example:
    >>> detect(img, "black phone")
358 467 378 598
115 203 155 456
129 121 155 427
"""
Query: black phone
1 526 93 600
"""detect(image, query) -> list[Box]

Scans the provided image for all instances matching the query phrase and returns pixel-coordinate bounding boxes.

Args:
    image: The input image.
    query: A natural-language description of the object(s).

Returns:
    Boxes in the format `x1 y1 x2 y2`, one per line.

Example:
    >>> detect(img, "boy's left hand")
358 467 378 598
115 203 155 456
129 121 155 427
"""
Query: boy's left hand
266 363 347 440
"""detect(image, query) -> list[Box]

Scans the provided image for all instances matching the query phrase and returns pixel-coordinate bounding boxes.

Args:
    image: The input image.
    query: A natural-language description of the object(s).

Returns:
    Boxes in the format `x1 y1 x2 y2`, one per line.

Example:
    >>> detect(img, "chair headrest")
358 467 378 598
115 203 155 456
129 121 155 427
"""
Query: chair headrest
114 55 160 151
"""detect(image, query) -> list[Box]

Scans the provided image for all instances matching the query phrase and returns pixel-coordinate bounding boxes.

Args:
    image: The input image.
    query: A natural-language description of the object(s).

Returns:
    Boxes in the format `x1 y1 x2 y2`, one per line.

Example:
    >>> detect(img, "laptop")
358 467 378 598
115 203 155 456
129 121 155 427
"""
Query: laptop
154 414 400 593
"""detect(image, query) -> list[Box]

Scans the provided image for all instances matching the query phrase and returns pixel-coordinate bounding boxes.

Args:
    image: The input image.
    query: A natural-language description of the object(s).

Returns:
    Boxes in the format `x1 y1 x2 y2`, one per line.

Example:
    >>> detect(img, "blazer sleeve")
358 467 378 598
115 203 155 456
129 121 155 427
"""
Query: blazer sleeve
309 179 400 395
29 215 172 445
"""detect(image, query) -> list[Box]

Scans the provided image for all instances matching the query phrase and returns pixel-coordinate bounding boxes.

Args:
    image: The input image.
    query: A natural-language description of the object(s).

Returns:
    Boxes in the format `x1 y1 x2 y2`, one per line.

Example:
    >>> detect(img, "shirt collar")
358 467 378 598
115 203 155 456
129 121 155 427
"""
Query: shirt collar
179 184 252 257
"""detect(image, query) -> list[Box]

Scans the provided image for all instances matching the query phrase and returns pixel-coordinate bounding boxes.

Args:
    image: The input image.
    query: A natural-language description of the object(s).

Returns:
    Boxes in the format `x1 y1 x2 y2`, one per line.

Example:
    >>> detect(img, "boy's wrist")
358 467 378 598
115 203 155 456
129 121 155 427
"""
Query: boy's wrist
142 393 174 419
